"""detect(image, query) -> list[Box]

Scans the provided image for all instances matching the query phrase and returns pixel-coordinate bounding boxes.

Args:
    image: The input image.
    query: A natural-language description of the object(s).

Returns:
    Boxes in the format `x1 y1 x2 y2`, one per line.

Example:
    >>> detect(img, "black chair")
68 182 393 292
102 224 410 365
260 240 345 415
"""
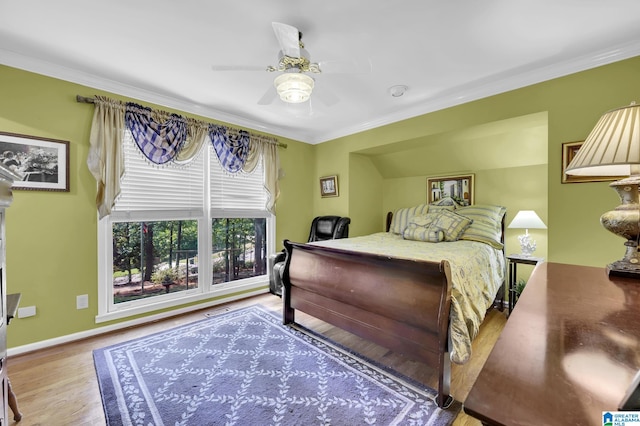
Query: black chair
269 216 351 296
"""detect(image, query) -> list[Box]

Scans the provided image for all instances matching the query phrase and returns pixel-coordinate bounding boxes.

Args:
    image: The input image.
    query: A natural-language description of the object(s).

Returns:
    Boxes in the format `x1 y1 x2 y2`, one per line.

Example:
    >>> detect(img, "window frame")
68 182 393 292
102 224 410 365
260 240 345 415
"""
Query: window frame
95 136 275 324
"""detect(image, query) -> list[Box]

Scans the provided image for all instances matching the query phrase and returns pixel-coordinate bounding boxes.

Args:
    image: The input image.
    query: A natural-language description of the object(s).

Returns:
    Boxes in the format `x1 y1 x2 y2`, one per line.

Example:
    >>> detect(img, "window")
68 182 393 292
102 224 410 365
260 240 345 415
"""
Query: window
112 219 199 304
96 132 273 322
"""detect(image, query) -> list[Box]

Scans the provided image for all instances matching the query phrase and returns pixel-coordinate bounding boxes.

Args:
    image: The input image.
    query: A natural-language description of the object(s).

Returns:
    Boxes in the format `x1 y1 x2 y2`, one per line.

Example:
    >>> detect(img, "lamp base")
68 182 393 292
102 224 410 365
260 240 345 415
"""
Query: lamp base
606 241 640 279
517 233 537 257
607 260 640 278
601 176 640 281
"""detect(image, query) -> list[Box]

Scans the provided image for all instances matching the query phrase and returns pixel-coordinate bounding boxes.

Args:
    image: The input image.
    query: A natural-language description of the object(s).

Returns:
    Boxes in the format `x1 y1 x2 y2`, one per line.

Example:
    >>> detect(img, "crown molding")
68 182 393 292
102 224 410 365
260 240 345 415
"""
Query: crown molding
3 41 640 146
309 41 640 144
0 49 313 142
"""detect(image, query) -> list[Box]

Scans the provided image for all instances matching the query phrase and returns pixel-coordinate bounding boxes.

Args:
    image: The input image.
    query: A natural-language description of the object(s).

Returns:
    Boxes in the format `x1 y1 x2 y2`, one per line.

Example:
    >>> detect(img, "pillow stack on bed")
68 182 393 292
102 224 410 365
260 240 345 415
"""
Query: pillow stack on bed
391 200 506 249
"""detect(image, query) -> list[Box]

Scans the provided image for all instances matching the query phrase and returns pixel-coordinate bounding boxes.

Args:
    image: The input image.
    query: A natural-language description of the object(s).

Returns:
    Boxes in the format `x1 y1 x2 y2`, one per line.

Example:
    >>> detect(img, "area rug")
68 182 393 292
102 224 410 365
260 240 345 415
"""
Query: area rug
93 305 460 425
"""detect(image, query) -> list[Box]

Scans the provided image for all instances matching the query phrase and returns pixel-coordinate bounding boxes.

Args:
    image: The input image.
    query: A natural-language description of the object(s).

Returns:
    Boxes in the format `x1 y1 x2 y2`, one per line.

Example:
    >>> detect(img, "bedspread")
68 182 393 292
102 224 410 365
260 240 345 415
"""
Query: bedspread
311 232 505 364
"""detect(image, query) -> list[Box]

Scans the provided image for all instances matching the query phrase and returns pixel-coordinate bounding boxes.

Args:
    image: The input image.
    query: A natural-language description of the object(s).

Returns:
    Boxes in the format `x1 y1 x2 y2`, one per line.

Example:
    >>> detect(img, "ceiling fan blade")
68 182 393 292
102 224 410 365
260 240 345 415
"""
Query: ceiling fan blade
317 59 373 74
257 86 277 105
272 22 300 58
211 65 267 72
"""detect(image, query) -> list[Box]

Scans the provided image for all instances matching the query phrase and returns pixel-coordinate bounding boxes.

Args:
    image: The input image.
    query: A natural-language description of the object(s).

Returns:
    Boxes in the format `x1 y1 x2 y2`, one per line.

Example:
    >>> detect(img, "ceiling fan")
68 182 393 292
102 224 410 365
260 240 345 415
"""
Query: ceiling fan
211 22 371 106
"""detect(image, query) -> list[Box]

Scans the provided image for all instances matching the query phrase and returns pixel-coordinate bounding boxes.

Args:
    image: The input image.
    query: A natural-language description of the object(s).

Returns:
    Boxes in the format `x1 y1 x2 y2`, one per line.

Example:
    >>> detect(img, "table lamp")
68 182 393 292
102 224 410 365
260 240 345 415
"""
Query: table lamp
565 102 640 278
508 210 547 257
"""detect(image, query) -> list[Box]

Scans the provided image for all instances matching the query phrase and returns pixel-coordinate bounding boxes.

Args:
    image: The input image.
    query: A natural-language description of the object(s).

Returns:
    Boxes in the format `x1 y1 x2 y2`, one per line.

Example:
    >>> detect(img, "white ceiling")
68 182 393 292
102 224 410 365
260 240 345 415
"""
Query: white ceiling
2 1 640 144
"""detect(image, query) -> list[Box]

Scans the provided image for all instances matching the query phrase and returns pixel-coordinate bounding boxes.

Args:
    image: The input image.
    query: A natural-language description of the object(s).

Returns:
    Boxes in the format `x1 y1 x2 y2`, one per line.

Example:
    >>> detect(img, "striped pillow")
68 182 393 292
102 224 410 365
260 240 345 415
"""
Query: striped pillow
403 223 445 242
402 213 444 242
456 204 507 249
389 204 429 234
430 210 473 242
427 204 456 214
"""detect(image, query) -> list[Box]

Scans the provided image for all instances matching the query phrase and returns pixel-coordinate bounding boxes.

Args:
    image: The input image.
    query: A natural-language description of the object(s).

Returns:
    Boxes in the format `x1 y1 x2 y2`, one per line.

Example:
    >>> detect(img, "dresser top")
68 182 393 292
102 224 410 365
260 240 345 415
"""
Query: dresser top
465 262 640 425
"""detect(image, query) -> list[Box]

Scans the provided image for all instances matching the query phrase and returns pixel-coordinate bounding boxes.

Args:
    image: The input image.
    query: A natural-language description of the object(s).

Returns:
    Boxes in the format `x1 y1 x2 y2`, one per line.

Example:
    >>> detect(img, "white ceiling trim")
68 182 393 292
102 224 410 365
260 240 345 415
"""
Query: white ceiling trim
3 40 640 145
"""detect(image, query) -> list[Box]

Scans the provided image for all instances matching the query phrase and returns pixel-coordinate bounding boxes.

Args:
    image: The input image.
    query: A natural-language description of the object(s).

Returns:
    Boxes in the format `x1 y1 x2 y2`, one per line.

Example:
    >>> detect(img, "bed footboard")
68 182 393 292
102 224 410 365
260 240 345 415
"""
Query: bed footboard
281 239 454 408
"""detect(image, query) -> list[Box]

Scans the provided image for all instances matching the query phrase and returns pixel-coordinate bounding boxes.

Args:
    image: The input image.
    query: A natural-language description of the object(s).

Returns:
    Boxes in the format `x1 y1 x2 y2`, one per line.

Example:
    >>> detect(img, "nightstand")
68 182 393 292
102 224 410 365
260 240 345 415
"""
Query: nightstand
506 254 543 316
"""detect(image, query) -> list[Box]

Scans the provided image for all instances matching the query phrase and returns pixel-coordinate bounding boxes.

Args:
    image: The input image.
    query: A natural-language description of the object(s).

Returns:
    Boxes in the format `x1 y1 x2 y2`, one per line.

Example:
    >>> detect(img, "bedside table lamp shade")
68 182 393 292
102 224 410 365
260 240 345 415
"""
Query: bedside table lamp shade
565 102 640 278
508 210 547 256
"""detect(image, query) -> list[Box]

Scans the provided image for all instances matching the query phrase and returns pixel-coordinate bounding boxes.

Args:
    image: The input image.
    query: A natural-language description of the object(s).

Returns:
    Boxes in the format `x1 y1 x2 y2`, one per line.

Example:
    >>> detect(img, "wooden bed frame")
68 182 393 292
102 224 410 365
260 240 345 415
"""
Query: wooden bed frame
281 212 505 408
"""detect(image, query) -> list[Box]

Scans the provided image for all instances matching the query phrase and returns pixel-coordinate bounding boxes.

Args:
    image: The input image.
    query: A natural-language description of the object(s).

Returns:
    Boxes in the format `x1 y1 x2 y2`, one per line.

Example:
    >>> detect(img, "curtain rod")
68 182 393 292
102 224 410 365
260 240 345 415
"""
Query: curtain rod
76 95 287 149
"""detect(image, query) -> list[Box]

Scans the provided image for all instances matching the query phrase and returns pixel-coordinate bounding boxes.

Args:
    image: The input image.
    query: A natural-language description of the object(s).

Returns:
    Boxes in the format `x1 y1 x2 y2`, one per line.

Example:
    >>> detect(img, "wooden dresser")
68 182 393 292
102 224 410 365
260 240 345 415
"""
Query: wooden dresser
0 165 17 425
464 262 640 425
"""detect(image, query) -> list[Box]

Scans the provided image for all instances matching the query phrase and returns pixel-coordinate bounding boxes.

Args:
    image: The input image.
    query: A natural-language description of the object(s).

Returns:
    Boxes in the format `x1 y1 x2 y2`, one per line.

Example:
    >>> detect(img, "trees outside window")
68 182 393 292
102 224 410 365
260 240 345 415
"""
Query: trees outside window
97 131 273 322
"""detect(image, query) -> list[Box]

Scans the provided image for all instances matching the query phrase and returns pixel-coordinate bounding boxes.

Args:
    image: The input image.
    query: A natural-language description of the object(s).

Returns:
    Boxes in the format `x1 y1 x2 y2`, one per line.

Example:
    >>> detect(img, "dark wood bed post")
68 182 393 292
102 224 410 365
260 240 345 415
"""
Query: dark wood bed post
282 239 295 324
385 211 393 232
436 260 454 409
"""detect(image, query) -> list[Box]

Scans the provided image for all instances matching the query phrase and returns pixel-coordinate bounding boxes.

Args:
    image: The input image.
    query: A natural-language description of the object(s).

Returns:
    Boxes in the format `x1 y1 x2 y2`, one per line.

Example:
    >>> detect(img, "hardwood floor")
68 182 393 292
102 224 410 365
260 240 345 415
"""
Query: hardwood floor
7 293 506 425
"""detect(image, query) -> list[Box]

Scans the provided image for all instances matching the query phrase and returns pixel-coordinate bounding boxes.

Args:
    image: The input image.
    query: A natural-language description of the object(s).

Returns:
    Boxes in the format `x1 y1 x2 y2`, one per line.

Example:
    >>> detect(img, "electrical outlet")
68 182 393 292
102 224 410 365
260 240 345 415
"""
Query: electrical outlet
17 306 36 318
77 294 89 309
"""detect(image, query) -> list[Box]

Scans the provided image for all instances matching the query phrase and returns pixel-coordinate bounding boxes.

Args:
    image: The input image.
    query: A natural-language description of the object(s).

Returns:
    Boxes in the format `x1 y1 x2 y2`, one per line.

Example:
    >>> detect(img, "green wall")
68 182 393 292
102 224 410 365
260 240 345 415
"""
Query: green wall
314 56 640 271
0 65 311 348
2 55 639 349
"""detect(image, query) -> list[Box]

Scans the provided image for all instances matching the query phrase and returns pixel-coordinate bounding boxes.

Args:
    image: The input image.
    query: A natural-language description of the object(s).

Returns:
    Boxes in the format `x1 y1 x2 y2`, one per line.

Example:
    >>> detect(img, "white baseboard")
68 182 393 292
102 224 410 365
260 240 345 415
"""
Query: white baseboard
8 287 269 357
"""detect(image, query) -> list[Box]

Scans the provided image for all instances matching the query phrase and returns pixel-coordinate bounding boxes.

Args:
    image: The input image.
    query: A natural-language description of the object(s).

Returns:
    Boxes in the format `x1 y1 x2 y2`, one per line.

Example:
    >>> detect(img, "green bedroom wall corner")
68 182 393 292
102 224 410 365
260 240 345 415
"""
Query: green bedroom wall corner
0 64 305 348
348 153 384 236
312 56 640 270
312 142 350 218
273 138 316 250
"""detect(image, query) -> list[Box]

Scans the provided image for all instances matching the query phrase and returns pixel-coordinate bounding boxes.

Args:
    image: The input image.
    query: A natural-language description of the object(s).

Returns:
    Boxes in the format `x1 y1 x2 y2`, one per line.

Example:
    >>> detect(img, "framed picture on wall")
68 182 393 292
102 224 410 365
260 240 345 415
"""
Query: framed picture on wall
427 174 474 206
0 131 70 192
561 140 624 184
320 175 339 198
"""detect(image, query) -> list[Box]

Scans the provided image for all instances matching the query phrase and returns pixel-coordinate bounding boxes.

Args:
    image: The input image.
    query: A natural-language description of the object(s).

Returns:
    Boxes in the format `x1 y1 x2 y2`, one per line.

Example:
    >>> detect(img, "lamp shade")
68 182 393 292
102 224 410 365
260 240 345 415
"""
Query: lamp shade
565 103 640 176
508 210 547 229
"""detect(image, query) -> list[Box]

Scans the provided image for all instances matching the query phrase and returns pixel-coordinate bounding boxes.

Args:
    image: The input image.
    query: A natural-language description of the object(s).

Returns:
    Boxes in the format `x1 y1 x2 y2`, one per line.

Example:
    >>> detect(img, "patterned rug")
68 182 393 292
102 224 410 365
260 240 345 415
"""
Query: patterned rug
93 305 460 425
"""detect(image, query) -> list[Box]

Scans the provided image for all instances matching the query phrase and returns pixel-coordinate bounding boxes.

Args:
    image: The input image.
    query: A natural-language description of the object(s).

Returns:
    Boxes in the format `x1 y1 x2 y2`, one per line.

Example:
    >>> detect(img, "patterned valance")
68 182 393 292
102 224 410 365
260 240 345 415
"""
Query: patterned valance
125 103 188 165
209 124 250 174
86 96 281 217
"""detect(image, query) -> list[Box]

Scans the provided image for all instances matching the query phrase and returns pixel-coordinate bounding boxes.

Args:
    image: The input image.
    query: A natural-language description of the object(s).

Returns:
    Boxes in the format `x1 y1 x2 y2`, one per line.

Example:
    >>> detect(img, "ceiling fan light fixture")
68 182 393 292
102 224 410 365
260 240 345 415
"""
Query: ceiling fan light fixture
274 73 314 103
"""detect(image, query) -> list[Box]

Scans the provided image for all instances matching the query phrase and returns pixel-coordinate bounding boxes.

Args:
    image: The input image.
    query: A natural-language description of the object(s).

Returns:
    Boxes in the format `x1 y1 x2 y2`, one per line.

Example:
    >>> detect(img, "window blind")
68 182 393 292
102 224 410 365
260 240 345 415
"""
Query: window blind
114 131 205 212
113 132 267 213
210 144 267 212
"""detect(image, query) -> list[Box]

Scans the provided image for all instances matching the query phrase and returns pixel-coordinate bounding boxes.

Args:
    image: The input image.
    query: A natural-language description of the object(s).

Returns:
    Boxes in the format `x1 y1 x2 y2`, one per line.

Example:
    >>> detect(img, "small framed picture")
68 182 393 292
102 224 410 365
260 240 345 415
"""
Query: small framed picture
320 175 339 198
427 174 474 206
561 140 624 184
0 131 70 192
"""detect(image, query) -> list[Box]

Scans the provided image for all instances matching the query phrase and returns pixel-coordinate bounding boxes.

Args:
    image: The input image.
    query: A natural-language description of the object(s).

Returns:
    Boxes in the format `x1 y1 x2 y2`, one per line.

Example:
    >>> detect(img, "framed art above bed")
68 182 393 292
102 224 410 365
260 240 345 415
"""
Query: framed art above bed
427 174 474 206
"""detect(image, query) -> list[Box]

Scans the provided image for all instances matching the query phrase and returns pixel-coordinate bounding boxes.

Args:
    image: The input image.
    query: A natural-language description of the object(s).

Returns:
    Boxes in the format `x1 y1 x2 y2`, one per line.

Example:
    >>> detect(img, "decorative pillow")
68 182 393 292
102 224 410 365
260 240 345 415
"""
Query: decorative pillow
427 204 455 214
403 221 445 242
430 210 473 242
459 220 504 249
408 212 441 227
456 204 506 226
389 203 429 235
456 204 507 249
430 196 463 209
